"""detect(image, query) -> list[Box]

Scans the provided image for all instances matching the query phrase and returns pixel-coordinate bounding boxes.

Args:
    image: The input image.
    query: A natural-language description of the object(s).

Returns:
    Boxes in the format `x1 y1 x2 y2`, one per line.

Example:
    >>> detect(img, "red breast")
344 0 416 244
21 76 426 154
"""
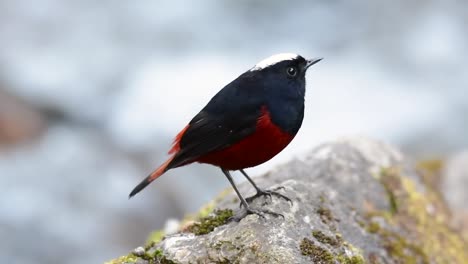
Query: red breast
196 106 295 170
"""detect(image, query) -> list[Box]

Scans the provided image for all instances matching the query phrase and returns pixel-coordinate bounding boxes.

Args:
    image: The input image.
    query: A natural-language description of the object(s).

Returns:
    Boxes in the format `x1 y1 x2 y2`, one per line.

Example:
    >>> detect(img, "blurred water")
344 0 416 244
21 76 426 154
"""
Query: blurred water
0 1 467 263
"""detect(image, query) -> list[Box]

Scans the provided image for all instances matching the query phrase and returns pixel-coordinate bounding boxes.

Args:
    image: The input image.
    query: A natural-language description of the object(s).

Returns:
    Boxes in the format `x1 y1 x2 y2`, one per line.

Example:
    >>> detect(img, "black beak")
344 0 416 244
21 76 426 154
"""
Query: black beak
305 58 323 69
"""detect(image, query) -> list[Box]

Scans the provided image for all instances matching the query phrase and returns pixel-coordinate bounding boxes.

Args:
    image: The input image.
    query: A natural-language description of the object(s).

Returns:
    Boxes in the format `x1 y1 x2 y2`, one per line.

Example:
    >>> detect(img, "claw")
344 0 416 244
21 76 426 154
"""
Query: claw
230 207 284 222
241 187 292 207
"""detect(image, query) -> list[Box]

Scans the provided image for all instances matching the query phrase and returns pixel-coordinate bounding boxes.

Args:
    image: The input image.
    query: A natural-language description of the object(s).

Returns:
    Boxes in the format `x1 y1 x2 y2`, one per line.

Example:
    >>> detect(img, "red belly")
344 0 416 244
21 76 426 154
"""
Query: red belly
196 109 295 170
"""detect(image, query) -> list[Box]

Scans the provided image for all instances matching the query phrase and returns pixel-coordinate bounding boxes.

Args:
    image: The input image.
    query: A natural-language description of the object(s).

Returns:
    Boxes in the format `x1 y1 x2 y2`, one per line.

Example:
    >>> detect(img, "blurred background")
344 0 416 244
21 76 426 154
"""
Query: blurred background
1 0 467 263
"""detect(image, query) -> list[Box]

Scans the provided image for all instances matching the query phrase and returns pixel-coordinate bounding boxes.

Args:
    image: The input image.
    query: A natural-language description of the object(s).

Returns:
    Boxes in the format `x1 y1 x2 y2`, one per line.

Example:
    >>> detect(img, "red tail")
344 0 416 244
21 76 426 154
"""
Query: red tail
128 156 174 198
168 125 189 154
129 125 190 198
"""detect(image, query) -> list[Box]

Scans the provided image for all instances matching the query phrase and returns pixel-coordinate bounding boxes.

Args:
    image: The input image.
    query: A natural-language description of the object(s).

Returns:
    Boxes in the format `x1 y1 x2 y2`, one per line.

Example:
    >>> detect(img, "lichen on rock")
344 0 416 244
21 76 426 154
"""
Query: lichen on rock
185 209 233 235
300 237 335 263
108 137 467 264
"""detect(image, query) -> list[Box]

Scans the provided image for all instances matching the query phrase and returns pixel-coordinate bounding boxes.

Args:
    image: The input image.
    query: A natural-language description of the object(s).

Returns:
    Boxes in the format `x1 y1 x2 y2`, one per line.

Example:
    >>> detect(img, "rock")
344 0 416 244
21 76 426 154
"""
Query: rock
132 247 146 257
108 137 467 264
442 151 468 212
442 151 468 240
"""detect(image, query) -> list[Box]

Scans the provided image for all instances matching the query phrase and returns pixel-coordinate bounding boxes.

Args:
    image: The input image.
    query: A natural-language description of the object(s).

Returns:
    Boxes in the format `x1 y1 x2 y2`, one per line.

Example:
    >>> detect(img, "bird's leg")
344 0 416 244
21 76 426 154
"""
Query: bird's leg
239 169 292 206
221 169 283 221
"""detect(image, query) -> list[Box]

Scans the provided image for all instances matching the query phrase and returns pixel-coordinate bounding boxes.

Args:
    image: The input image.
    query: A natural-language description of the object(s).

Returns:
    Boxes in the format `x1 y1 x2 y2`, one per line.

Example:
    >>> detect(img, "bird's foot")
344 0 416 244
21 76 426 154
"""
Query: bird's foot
240 187 292 207
230 206 284 222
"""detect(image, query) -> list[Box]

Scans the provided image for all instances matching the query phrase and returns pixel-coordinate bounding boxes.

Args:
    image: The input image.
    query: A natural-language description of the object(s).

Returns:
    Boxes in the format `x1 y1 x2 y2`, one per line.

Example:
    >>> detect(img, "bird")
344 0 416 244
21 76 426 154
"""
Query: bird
129 53 322 220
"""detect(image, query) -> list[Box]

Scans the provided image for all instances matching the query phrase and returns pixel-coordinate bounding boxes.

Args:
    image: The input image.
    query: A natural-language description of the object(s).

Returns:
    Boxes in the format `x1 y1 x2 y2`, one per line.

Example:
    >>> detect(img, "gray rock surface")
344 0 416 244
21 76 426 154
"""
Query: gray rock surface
109 137 467 264
443 151 468 212
442 151 468 240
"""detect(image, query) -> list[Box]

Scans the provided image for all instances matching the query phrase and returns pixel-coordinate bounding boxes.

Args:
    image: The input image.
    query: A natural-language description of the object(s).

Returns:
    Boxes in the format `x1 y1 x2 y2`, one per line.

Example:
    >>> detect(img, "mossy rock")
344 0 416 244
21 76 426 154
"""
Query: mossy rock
107 138 467 264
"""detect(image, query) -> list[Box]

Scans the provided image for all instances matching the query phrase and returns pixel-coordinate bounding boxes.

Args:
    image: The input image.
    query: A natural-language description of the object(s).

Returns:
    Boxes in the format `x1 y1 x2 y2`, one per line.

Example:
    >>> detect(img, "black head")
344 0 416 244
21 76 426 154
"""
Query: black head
248 53 322 99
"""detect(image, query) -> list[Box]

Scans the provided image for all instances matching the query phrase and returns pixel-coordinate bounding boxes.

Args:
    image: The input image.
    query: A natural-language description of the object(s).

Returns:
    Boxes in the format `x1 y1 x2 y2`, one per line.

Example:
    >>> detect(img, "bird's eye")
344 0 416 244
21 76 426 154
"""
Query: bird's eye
286 66 297 77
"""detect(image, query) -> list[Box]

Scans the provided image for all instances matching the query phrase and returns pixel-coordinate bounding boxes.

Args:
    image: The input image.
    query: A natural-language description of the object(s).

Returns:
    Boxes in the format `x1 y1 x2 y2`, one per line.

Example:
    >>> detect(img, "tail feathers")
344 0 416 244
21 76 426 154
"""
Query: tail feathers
129 156 174 198
168 125 189 154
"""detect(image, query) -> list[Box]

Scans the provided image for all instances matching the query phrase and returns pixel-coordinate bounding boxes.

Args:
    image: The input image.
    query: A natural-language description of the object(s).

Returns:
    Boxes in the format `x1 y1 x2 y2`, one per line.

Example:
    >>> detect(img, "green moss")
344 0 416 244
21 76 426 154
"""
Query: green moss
186 209 234 235
104 253 138 264
335 233 344 245
336 254 365 264
300 238 334 263
146 230 165 245
356 220 366 228
179 188 234 229
105 245 176 264
302 231 365 264
416 159 445 204
416 159 443 175
181 200 216 226
153 249 176 264
312 230 342 247
377 227 429 264
366 221 380 234
316 206 334 223
107 190 237 264
379 167 400 214
368 166 468 263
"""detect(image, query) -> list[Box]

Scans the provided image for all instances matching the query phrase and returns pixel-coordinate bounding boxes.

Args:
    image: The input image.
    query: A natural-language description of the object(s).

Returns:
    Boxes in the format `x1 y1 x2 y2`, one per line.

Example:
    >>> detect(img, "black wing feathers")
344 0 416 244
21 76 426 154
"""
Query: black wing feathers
167 110 258 168
166 72 266 169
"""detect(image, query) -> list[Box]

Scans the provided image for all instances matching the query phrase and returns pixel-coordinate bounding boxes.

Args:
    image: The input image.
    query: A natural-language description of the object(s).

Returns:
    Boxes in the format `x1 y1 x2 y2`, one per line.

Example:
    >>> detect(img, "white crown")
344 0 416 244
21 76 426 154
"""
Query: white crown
250 53 300 71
